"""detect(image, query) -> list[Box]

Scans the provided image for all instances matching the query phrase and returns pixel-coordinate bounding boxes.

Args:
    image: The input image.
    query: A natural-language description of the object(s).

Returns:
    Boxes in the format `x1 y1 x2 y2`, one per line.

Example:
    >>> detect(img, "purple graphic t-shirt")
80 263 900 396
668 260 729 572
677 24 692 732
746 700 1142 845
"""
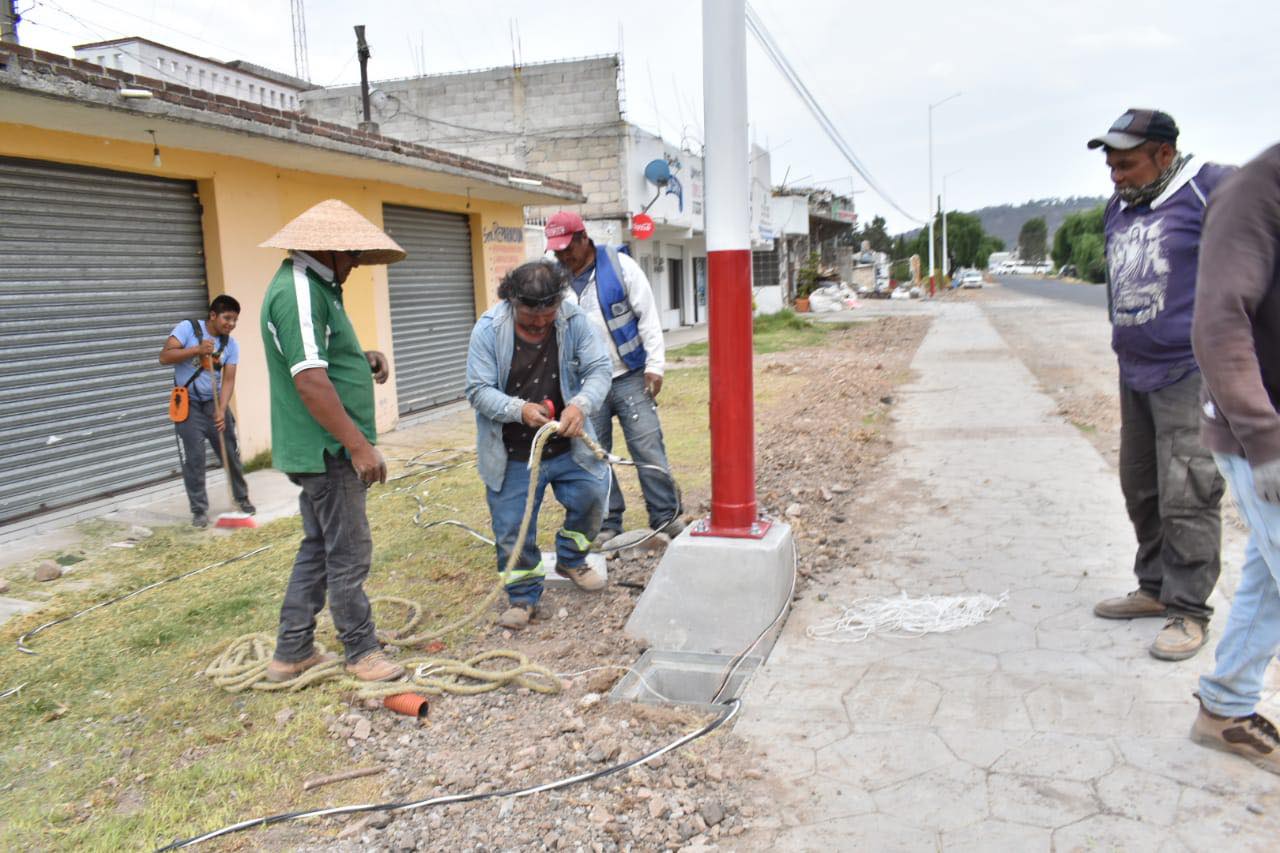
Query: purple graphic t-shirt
1104 159 1235 392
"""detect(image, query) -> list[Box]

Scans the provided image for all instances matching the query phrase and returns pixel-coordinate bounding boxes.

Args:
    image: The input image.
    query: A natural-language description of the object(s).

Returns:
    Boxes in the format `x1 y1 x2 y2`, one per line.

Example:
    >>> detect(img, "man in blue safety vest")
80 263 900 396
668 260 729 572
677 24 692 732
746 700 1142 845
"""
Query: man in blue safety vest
545 211 684 546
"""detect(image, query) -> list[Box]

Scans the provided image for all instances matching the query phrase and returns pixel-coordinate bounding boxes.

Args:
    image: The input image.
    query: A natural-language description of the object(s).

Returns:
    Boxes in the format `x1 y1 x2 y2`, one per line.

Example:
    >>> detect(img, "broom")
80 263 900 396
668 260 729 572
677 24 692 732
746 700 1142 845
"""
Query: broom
208 356 258 530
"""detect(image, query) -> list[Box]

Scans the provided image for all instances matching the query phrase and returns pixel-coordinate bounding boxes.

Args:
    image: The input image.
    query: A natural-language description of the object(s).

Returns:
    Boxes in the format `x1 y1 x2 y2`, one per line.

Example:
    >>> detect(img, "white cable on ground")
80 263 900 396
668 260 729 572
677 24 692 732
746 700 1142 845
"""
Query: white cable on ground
555 664 679 705
807 591 1008 643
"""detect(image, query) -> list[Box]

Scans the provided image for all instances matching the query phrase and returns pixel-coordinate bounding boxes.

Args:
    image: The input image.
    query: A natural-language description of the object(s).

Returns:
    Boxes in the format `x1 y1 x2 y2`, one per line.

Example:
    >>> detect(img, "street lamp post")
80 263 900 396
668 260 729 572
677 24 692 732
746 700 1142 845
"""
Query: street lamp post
927 91 961 296
942 168 962 285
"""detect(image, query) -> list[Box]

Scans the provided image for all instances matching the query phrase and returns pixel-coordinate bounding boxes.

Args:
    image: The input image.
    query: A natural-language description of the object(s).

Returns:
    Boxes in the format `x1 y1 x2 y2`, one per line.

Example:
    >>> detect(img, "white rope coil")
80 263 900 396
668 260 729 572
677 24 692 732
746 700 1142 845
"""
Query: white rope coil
807 591 1008 643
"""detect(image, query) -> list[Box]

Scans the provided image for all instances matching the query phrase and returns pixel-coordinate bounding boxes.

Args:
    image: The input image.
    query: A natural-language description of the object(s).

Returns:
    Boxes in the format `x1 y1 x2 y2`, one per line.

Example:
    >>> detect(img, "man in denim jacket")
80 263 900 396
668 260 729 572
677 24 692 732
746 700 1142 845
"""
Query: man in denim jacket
466 260 613 629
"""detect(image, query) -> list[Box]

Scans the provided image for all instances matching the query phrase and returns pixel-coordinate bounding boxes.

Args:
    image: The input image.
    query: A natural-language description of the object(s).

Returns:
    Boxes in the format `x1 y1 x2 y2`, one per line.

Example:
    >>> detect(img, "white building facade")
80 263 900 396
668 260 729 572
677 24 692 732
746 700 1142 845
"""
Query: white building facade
301 55 777 329
74 37 309 110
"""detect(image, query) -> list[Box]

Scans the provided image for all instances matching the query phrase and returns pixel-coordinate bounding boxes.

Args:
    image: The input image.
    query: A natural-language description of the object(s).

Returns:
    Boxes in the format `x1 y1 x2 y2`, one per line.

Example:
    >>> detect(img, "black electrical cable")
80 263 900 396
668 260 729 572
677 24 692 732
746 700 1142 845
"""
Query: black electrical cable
710 529 796 704
15 546 272 655
154 698 740 851
154 439 796 851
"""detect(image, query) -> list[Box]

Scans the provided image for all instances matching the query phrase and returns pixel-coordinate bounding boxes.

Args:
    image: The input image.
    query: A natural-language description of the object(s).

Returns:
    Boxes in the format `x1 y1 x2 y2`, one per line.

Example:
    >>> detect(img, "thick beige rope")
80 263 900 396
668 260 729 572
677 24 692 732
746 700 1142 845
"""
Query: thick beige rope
204 422 605 698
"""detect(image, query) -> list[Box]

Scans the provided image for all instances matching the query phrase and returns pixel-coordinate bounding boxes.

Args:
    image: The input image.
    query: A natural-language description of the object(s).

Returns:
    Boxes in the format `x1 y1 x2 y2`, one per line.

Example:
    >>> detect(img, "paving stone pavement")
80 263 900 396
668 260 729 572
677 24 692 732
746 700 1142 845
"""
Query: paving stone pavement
737 300 1280 851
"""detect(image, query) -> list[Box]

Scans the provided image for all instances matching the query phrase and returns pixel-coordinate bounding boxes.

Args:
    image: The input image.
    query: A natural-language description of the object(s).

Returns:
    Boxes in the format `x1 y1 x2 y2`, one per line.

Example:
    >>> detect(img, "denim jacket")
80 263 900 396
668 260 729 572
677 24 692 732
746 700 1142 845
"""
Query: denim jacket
466 299 613 491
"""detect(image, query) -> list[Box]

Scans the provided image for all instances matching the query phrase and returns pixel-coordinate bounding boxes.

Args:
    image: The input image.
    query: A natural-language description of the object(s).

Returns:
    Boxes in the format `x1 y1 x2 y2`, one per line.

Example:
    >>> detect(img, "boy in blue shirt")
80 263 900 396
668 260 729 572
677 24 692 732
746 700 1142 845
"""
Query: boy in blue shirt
158 295 254 527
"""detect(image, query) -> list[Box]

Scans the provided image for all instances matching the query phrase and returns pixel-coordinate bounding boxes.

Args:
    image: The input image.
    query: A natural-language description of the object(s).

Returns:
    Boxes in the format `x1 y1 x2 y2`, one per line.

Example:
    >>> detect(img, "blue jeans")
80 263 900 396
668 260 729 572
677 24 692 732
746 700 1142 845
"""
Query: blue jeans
486 452 605 607
276 452 379 664
1198 453 1280 716
589 369 680 532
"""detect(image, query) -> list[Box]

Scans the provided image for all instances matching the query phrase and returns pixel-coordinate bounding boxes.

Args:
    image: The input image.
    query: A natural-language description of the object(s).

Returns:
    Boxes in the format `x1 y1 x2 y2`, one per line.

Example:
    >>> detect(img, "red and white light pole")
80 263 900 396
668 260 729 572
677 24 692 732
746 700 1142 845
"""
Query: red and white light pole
699 0 766 539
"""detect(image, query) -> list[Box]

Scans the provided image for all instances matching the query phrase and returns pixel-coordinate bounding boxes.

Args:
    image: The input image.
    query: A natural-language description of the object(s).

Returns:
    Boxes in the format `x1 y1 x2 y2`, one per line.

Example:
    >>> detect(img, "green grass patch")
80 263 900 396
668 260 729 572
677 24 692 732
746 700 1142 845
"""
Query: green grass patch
0 359 743 851
669 309 864 359
241 448 274 474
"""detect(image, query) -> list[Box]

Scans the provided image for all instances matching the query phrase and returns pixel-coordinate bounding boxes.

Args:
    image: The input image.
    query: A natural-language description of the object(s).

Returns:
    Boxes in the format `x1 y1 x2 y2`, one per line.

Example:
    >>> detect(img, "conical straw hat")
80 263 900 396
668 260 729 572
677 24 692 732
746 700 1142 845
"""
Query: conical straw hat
259 199 406 265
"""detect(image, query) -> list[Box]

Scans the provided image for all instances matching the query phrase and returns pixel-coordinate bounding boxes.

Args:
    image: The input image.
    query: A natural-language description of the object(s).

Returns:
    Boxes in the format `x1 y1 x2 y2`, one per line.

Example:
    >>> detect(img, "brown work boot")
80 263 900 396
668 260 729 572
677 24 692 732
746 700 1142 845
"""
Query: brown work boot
265 649 337 683
345 650 405 682
1094 589 1167 619
1150 616 1209 661
498 604 539 630
555 563 606 592
1190 694 1280 775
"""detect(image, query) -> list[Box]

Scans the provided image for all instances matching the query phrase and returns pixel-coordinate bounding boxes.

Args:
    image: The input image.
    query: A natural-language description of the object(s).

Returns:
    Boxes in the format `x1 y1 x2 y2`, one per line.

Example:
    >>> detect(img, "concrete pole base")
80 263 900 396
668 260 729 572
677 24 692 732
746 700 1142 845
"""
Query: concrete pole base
623 521 795 657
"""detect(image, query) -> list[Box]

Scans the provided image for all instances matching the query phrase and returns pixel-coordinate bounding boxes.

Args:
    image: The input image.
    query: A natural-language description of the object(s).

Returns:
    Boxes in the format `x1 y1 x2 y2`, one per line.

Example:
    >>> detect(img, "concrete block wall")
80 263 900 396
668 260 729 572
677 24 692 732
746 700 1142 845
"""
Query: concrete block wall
301 56 628 219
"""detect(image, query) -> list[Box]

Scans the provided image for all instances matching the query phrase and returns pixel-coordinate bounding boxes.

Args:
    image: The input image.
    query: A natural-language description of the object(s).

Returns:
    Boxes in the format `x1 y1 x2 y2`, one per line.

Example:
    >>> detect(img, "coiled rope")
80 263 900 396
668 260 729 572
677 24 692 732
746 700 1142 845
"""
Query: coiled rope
203 421 607 697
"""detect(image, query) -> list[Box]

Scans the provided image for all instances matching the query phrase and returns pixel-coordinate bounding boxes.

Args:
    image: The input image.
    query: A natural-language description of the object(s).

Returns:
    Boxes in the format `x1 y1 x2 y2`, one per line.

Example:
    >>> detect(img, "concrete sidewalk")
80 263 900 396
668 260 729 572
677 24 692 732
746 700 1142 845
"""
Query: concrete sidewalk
737 301 1280 849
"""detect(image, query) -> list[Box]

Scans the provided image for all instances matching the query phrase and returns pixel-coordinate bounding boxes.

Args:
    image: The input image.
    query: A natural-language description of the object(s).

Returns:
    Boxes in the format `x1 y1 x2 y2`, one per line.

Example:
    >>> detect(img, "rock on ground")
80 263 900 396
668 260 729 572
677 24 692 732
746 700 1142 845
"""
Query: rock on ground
304 317 929 853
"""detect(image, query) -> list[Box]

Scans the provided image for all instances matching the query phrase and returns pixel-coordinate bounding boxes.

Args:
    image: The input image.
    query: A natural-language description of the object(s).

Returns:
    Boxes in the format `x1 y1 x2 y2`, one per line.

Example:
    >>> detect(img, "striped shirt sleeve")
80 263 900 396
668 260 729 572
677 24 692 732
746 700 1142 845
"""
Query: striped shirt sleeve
266 259 330 376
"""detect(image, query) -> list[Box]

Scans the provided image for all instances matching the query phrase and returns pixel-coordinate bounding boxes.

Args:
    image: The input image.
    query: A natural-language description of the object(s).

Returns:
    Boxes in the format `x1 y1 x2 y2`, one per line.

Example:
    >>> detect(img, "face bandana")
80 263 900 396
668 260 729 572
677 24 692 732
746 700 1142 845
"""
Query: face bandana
1118 151 1190 206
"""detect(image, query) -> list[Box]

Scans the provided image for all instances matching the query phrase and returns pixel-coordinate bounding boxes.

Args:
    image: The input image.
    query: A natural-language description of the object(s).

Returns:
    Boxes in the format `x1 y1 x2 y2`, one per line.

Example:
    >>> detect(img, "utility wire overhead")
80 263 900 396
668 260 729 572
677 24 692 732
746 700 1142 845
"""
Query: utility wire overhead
76 0 261 64
745 3 925 225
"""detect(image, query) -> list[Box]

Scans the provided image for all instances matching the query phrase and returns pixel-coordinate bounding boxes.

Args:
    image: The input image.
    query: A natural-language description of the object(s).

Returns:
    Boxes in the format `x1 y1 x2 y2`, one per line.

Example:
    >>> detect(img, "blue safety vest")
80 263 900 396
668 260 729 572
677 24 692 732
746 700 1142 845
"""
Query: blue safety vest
594 244 646 371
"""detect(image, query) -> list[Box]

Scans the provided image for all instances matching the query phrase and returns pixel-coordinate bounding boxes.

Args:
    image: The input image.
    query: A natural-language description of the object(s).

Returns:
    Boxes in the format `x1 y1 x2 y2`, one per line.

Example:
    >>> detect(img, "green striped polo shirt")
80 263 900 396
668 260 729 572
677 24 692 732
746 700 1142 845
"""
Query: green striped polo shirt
260 252 376 474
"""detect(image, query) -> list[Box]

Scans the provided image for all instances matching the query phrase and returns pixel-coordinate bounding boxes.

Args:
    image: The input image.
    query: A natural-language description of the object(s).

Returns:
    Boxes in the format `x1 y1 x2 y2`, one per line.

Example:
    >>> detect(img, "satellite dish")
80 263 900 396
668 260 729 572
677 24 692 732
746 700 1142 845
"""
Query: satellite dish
644 159 672 186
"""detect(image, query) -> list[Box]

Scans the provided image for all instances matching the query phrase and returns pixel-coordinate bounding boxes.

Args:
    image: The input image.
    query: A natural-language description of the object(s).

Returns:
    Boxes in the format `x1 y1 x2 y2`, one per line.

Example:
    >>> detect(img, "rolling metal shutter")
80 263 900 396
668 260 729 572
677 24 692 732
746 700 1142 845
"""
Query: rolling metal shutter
382 205 477 415
0 156 209 524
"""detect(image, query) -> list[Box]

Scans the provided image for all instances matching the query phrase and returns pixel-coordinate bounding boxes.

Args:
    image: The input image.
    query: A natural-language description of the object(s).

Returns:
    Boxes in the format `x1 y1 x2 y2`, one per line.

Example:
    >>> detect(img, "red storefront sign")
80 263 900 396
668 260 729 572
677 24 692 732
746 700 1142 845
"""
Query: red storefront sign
631 213 655 240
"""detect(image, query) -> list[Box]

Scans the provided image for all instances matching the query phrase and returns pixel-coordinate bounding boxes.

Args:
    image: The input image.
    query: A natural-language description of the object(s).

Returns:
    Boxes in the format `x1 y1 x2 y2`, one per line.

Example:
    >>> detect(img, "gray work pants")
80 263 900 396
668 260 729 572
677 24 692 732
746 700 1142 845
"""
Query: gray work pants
1118 371 1223 621
275 452 380 663
174 399 249 516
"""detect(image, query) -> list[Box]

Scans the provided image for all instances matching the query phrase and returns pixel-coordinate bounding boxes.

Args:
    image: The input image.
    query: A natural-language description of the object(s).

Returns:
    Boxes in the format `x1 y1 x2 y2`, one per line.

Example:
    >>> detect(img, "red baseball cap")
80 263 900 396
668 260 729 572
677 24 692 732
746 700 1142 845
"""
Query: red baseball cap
545 211 586 252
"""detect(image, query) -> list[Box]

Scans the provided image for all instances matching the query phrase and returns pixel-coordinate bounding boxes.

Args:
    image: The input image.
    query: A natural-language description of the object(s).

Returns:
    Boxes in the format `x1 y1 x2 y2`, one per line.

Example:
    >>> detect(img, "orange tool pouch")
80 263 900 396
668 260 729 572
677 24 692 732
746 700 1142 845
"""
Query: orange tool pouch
168 386 191 423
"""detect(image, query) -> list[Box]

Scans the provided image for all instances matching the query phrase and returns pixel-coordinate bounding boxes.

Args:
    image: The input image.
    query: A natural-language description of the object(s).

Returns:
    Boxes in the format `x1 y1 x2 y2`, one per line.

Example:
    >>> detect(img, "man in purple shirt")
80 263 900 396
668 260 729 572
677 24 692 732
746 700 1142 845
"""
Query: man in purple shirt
1089 109 1234 661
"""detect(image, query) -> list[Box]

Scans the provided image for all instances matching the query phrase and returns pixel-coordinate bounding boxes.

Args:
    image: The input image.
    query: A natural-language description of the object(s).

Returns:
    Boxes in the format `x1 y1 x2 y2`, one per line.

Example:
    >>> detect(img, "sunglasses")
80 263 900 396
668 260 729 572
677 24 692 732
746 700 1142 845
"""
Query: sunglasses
516 293 562 309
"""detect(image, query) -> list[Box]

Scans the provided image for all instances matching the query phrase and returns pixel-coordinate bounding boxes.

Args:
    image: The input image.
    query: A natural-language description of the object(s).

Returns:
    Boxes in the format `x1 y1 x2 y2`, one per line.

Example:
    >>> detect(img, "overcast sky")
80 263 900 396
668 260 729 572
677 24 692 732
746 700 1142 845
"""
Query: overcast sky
17 0 1280 232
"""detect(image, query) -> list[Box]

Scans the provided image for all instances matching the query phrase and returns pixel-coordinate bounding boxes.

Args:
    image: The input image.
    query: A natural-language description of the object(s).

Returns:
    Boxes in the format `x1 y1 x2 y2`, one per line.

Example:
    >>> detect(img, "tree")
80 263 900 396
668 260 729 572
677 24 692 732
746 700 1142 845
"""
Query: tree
1018 217 1048 264
937 212 986 272
892 211 1004 273
1051 206 1105 271
891 233 911 262
975 235 1005 270
858 215 893 254
1071 232 1107 283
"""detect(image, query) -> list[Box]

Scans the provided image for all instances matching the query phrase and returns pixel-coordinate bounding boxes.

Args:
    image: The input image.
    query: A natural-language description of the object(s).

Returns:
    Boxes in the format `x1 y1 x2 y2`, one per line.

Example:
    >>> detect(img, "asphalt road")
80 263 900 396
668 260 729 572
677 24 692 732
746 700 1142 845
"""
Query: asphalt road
996 274 1107 309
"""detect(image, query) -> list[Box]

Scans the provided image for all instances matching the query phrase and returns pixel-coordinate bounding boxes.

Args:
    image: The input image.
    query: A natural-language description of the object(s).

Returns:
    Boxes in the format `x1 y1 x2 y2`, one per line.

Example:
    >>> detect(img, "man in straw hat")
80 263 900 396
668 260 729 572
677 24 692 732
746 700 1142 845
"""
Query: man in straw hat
466 260 613 630
257 199 406 683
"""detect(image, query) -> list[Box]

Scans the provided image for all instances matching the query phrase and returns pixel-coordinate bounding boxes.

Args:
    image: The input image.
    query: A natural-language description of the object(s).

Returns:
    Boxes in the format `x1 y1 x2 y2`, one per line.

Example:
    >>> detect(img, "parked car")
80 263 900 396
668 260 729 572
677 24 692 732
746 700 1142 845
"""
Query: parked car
960 270 984 289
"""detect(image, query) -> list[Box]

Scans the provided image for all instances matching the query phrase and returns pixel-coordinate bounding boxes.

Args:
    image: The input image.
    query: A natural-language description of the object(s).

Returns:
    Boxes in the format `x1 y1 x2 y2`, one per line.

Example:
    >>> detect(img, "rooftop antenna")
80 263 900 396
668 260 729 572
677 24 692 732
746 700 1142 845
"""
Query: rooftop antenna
290 0 310 81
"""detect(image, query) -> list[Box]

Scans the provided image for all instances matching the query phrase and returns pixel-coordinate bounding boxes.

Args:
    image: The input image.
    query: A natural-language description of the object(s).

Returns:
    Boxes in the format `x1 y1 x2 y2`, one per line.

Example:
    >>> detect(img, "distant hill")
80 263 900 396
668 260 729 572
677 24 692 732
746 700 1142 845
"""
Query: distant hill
968 197 1108 248
901 196 1108 248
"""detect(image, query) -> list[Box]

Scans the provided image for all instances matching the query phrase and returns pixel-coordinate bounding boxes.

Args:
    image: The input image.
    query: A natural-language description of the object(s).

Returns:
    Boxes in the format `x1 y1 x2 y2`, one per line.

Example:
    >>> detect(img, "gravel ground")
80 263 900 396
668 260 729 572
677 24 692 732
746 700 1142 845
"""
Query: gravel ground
285 315 932 853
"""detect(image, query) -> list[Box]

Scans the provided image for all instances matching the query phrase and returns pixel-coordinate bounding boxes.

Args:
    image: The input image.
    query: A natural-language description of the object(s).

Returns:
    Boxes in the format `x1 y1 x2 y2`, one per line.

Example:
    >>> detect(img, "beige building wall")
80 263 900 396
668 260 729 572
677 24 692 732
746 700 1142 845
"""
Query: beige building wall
0 122 529 457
